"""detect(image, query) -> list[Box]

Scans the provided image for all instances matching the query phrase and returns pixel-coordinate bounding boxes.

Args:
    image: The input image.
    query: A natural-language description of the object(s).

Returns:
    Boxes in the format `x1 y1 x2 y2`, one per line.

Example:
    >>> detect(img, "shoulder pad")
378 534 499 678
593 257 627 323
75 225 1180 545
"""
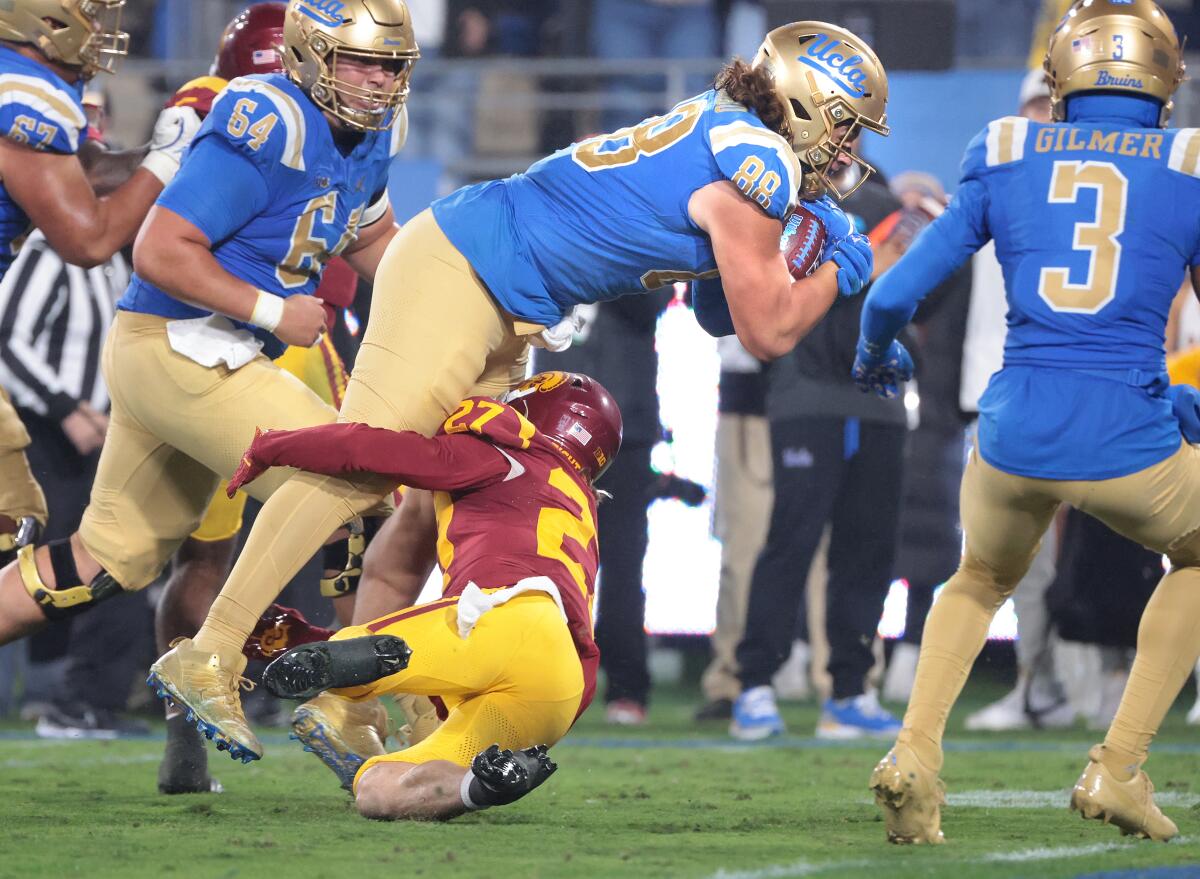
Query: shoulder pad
169 76 229 118
0 72 86 154
1167 128 1200 178
705 111 800 220
207 76 308 171
962 117 1031 179
437 397 538 452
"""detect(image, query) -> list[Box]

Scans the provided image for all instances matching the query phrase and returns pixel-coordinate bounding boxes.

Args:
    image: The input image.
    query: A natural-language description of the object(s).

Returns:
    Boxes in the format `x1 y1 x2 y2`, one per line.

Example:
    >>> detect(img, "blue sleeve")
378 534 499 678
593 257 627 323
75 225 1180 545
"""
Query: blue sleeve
0 77 85 155
158 135 270 245
691 276 735 337
861 178 991 349
706 115 799 221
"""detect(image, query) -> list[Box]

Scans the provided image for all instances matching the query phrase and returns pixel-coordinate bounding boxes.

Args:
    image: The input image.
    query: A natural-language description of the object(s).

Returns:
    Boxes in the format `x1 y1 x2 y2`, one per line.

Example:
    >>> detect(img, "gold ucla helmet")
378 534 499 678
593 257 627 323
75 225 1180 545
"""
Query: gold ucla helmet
283 0 420 131
752 22 889 200
0 0 129 78
1045 0 1185 126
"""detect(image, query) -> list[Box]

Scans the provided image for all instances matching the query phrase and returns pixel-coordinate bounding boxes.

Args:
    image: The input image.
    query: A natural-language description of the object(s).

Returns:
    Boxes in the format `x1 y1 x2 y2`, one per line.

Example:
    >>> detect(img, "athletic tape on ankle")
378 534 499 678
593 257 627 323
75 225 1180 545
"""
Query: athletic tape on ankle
460 771 486 811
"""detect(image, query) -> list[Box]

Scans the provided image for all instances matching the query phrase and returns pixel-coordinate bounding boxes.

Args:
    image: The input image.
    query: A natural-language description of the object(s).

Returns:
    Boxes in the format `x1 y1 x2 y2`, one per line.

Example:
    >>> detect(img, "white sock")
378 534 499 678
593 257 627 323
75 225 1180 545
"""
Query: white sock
460 770 486 811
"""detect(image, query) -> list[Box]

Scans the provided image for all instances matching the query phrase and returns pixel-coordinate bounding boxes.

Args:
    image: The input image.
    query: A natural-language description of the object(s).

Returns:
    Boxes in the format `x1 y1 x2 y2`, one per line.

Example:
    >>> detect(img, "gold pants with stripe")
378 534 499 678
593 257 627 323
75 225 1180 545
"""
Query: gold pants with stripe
78 311 339 590
0 386 47 525
333 593 583 789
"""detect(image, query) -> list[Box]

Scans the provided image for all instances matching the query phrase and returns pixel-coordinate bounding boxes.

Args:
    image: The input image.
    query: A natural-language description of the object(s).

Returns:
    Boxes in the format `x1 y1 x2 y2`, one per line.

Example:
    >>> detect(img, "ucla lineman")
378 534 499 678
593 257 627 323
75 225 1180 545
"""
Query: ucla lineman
0 0 201 559
855 0 1200 844
155 21 890 769
0 0 417 751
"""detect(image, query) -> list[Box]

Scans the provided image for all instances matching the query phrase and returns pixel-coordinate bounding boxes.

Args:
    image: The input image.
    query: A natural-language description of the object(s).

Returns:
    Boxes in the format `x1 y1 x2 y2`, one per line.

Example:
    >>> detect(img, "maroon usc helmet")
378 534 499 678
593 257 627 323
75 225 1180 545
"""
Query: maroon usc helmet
505 372 623 483
213 2 287 80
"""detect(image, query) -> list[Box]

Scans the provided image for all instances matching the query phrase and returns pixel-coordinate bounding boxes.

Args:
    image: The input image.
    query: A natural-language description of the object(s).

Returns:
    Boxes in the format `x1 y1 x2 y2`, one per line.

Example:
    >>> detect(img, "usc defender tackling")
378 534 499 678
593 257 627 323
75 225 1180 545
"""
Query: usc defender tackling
207 372 620 819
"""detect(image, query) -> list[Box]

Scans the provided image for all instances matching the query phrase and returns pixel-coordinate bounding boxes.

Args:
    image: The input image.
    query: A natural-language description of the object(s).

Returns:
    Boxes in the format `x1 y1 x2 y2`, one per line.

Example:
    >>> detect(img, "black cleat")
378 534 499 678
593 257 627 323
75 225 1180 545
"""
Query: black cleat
467 744 558 808
158 713 223 795
262 635 412 700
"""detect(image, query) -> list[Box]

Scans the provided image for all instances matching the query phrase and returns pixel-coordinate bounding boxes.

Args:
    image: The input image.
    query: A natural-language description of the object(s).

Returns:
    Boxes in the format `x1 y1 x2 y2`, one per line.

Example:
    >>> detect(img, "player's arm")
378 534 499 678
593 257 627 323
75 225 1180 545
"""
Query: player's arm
0 106 199 268
132 136 326 348
860 178 990 352
78 140 150 196
340 197 398 282
689 179 839 360
227 423 510 494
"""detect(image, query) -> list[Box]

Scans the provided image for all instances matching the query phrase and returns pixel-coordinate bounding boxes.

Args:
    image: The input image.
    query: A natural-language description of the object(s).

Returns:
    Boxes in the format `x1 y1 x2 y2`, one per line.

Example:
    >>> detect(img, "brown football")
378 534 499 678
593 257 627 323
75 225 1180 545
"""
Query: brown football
780 204 828 280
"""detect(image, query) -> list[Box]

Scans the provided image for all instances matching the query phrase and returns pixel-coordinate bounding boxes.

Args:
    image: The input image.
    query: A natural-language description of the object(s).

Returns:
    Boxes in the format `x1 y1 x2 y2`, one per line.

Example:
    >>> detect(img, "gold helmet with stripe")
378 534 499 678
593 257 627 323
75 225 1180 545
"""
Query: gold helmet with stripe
752 21 889 200
0 0 129 78
1045 0 1185 126
283 0 419 132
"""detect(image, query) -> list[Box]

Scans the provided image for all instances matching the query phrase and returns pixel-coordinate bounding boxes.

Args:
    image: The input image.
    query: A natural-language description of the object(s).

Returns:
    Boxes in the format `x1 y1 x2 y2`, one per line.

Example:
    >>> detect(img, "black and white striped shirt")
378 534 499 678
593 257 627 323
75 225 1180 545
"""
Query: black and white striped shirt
0 231 128 420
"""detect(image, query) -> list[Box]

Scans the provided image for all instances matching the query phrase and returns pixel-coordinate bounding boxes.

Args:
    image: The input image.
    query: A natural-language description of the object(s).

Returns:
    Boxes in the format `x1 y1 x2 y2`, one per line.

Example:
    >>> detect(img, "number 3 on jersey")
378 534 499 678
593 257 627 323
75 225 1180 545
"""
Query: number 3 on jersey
1038 160 1128 314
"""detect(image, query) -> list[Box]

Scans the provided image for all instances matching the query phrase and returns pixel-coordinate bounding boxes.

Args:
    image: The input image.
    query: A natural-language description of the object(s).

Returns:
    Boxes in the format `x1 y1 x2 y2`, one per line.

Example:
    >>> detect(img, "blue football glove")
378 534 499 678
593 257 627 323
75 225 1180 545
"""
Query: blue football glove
1167 384 1200 443
831 232 873 297
799 194 854 260
852 336 913 399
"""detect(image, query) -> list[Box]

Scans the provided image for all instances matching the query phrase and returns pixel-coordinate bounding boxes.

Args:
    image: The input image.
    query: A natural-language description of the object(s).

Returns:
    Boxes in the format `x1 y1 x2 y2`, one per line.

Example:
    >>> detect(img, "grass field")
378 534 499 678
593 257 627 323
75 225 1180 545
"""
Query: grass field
4 684 1200 879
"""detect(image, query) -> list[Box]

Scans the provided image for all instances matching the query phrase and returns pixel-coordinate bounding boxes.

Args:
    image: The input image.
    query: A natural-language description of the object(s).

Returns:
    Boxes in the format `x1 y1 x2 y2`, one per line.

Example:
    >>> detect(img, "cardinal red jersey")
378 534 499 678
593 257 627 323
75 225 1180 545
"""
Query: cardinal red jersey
237 397 601 715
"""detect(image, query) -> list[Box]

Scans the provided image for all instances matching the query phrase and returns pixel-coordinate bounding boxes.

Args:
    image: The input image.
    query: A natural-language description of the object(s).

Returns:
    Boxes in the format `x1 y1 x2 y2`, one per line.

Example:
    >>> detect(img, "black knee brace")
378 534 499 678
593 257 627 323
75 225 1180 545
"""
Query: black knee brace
20 538 124 621
320 516 382 598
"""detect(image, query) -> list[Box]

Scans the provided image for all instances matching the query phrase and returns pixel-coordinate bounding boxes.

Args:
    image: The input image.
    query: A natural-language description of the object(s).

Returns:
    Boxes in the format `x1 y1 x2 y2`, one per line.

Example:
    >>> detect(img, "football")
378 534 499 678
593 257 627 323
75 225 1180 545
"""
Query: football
780 203 828 280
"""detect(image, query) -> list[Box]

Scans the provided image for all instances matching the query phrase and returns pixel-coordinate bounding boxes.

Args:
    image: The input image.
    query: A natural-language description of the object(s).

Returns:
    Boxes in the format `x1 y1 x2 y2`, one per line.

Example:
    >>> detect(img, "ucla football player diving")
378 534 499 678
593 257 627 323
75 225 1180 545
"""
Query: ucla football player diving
0 0 202 567
151 18 891 770
0 0 416 759
854 0 1200 845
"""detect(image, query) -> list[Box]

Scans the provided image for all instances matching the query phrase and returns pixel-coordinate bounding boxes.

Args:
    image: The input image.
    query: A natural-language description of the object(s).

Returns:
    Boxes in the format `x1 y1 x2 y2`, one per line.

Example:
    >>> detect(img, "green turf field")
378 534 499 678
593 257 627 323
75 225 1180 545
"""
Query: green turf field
3 685 1199 879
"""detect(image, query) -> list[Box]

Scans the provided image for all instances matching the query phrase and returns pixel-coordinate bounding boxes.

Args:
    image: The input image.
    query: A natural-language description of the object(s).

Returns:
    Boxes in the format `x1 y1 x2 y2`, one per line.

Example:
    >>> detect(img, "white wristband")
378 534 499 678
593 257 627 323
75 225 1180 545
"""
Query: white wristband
249 290 285 333
139 151 180 187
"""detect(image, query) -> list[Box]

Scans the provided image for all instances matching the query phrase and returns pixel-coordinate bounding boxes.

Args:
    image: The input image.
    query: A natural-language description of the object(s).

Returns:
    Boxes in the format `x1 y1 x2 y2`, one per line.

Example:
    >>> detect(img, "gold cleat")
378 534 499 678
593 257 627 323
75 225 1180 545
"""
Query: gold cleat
1069 745 1178 841
147 638 262 763
292 692 392 791
394 693 441 747
869 745 946 845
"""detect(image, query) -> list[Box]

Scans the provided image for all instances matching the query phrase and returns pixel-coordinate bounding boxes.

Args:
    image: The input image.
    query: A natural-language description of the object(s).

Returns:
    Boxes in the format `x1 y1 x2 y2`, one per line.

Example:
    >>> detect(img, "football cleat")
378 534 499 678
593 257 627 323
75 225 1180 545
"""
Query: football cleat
818 693 902 740
1069 745 1178 841
467 744 557 808
394 693 441 746
730 685 786 741
244 603 336 664
147 638 262 763
869 744 946 845
263 634 412 700
604 699 647 726
158 713 222 795
291 693 392 792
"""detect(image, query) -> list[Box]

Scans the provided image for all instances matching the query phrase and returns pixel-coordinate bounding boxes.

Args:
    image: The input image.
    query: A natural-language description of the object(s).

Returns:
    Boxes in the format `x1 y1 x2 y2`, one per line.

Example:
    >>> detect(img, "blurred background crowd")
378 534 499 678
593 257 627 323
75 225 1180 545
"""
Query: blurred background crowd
5 0 1200 742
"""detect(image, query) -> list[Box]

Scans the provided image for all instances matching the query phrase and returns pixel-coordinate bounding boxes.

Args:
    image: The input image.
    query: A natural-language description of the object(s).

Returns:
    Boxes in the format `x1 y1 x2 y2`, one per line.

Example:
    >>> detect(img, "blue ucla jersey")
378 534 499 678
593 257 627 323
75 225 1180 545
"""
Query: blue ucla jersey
864 96 1200 479
0 45 86 279
119 73 404 356
432 89 802 325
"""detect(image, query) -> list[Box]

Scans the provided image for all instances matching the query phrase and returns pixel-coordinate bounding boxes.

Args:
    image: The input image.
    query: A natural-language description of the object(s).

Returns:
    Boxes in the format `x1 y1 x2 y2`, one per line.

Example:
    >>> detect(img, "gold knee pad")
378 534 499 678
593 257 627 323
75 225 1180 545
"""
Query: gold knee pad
19 542 124 621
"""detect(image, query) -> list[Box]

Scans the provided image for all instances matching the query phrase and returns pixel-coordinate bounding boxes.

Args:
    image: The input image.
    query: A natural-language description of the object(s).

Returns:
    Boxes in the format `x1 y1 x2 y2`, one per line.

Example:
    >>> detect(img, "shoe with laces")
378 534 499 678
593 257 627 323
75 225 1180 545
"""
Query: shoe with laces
730 685 785 740
291 692 392 791
147 638 262 763
1070 744 1178 841
818 692 902 740
605 699 647 726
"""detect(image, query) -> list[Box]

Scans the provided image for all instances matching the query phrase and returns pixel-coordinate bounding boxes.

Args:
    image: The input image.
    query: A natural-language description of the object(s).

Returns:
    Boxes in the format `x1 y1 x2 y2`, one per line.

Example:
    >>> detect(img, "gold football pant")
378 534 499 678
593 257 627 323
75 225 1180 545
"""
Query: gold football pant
77 311 338 591
901 441 1200 775
194 210 536 665
332 593 583 789
0 386 47 526
191 335 352 544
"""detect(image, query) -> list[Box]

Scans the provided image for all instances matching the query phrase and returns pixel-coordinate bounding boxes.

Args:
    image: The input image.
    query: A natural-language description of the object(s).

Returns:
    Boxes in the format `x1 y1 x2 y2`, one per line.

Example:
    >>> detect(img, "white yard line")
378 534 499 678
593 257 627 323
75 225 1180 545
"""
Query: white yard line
947 789 1200 809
